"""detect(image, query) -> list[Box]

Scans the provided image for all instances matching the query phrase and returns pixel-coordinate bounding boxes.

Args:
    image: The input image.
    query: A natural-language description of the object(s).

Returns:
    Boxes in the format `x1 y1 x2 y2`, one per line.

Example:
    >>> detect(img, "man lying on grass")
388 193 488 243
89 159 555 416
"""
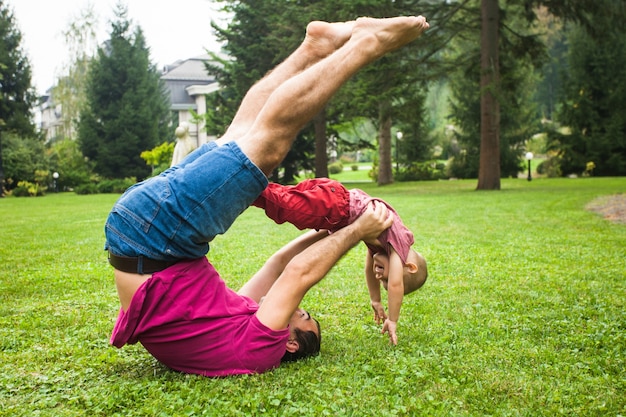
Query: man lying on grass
105 16 429 376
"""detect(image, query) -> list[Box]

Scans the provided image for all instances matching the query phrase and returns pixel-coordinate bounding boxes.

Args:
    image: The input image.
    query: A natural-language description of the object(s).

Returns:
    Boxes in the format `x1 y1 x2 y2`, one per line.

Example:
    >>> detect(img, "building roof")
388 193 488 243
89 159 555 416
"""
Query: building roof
161 54 216 81
161 55 218 109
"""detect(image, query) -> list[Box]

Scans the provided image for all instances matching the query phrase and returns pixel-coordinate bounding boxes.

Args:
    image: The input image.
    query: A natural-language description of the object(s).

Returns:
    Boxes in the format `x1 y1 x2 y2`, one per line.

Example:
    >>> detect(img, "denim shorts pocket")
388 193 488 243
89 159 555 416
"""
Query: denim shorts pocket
114 176 172 235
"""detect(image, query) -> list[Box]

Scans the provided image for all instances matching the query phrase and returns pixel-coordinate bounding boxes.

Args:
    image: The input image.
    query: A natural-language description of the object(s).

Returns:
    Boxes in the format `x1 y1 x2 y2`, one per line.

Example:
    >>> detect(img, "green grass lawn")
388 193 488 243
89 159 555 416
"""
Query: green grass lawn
1 178 624 416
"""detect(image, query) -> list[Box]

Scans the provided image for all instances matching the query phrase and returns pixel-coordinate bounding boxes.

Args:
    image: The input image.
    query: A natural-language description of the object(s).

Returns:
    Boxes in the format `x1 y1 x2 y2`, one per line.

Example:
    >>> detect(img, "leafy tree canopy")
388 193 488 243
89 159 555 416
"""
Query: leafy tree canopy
78 3 172 180
0 0 37 194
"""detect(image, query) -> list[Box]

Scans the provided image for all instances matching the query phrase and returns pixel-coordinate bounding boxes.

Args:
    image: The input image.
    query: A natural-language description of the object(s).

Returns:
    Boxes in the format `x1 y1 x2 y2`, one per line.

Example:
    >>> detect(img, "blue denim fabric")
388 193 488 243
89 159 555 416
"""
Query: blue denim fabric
105 141 268 261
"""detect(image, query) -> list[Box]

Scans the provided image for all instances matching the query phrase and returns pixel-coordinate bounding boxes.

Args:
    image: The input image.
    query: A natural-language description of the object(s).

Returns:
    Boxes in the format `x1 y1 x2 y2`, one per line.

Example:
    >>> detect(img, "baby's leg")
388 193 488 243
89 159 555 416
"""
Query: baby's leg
253 179 351 230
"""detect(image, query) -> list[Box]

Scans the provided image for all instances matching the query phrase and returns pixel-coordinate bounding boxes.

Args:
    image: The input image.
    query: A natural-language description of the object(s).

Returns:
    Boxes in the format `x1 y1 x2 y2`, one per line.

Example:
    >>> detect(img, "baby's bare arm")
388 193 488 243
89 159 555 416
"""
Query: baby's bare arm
365 253 386 323
385 249 405 323
383 248 405 345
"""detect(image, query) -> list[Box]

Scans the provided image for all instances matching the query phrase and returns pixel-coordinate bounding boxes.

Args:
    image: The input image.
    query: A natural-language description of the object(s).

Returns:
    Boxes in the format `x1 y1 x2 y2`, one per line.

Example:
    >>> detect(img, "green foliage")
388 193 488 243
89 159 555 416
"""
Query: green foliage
1 133 47 190
74 177 136 195
78 4 172 181
46 139 94 190
12 180 43 196
396 161 446 182
0 0 37 193
0 0 36 135
1 178 625 415
9 170 49 197
140 141 174 176
533 7 568 120
51 4 98 141
537 155 562 177
555 12 626 176
447 0 543 179
328 161 344 175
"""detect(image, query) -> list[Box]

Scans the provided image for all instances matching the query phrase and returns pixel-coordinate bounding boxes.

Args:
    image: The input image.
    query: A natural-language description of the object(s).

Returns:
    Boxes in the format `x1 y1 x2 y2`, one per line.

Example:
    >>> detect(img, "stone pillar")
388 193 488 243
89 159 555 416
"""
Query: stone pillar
186 83 220 146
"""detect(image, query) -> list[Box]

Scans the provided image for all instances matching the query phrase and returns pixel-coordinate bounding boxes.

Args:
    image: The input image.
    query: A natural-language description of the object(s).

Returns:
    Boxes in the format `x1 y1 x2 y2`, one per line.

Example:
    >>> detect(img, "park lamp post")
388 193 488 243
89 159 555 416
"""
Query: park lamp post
52 172 59 192
395 131 403 175
525 152 533 182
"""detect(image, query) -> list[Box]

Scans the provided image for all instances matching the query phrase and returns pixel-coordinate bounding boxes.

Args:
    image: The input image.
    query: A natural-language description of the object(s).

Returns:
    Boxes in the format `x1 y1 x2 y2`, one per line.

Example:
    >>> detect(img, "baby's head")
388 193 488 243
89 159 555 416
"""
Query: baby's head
403 249 428 295
372 249 428 294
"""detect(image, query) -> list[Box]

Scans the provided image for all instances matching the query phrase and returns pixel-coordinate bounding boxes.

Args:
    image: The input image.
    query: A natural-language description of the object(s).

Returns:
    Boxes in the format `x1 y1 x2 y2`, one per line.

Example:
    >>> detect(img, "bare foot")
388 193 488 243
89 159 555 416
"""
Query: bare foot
351 16 429 58
304 20 355 58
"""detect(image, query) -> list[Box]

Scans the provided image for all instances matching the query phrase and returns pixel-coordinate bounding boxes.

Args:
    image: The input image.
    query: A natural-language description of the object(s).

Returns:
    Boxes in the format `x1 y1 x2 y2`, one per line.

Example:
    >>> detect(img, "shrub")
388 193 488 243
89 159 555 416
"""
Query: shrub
351 164 359 171
537 156 562 177
74 183 98 195
396 161 447 181
74 177 137 195
13 181 45 197
96 178 137 194
328 161 344 175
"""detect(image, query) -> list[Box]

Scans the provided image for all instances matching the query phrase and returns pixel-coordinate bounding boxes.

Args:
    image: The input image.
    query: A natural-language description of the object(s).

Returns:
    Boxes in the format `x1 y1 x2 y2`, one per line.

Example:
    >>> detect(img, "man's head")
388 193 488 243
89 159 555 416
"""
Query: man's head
371 249 428 295
281 308 321 363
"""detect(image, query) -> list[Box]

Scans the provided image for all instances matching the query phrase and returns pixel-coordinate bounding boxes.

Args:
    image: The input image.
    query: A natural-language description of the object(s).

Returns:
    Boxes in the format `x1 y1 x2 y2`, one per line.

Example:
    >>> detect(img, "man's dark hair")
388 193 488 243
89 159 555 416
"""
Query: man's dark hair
281 319 321 363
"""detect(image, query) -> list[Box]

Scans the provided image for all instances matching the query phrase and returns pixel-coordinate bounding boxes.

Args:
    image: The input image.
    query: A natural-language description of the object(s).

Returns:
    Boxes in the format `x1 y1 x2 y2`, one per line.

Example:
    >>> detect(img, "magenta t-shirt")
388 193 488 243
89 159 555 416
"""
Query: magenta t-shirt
110 257 290 377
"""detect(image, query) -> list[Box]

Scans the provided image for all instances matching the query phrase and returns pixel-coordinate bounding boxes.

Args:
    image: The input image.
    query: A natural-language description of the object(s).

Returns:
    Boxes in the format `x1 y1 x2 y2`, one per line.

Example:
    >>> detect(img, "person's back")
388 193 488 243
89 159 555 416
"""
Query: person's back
111 258 290 376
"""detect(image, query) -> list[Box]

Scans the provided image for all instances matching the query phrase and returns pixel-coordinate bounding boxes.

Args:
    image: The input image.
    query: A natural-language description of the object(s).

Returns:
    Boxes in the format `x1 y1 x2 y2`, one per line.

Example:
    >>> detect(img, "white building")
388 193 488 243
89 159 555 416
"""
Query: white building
37 89 65 143
161 54 220 147
36 54 219 147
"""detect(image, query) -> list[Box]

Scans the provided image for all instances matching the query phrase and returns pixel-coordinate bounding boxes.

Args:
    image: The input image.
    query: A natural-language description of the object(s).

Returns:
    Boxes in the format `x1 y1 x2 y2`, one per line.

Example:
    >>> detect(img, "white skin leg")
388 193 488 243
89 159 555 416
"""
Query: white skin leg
216 21 354 144
226 16 430 177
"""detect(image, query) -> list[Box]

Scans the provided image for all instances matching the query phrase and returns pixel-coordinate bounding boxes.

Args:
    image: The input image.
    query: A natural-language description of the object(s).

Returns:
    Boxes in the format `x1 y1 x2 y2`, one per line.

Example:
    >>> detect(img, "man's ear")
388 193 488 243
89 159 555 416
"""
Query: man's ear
286 339 300 353
405 262 418 274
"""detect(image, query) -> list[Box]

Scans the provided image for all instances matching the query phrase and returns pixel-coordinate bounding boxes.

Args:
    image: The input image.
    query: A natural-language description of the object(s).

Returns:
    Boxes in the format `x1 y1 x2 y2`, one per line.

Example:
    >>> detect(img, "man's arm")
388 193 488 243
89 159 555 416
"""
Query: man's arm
365 253 386 324
237 230 328 302
256 202 393 331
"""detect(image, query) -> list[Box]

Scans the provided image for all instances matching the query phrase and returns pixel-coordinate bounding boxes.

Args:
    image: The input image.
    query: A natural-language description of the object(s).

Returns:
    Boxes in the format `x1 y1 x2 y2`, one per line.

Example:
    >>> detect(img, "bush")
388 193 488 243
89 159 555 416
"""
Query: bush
537 156 562 178
96 178 137 194
74 177 137 195
12 181 45 197
396 161 447 181
328 161 344 175
74 183 98 195
351 164 359 171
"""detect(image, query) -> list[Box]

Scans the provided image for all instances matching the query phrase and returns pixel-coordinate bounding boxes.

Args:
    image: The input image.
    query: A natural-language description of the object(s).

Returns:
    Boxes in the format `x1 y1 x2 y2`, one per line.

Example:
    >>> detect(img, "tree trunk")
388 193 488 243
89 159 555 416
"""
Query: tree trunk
378 101 393 185
477 0 501 190
313 109 328 178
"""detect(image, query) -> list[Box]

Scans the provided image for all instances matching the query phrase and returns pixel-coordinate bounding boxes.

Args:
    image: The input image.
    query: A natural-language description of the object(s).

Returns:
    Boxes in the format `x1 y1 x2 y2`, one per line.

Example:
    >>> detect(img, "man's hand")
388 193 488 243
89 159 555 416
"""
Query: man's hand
382 319 398 345
371 300 387 324
352 201 393 242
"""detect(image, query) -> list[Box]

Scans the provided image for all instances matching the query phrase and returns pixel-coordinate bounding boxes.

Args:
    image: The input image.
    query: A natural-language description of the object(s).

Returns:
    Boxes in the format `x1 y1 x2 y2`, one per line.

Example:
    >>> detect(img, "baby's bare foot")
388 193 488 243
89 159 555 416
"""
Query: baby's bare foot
304 20 355 58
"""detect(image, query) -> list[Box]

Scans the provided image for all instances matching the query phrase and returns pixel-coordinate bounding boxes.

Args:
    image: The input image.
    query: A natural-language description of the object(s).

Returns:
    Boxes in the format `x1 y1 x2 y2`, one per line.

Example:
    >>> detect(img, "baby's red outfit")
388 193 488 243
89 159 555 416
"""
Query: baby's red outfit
253 178 414 263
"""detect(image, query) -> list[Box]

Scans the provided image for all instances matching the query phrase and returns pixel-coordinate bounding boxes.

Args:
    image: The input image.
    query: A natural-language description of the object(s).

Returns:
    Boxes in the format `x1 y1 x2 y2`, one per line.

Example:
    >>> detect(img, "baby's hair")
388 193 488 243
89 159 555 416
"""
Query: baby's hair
404 250 428 295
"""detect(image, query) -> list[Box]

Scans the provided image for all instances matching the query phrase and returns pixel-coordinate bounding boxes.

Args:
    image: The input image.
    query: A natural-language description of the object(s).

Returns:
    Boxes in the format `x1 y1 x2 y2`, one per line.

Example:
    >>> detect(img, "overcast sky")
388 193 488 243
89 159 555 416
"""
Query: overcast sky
8 0 226 95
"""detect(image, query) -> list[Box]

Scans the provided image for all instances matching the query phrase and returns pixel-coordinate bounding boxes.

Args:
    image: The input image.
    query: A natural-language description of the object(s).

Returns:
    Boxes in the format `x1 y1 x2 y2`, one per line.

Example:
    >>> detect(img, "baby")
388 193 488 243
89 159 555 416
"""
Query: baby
253 178 428 344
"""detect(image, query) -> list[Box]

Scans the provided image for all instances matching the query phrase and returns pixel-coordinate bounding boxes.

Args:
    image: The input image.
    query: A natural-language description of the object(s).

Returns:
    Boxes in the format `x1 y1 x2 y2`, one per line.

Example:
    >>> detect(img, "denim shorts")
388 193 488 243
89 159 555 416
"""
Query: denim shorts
105 141 268 261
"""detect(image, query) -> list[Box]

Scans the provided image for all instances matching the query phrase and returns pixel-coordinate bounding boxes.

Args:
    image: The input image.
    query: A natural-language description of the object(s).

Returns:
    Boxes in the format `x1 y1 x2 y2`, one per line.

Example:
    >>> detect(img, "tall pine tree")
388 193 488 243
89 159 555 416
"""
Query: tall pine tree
554 3 626 176
78 4 171 180
0 0 36 195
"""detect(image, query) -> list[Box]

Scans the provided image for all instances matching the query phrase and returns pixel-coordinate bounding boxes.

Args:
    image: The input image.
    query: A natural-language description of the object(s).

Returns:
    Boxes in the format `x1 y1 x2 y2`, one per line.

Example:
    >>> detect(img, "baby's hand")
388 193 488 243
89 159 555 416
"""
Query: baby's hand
382 319 398 345
370 301 387 324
